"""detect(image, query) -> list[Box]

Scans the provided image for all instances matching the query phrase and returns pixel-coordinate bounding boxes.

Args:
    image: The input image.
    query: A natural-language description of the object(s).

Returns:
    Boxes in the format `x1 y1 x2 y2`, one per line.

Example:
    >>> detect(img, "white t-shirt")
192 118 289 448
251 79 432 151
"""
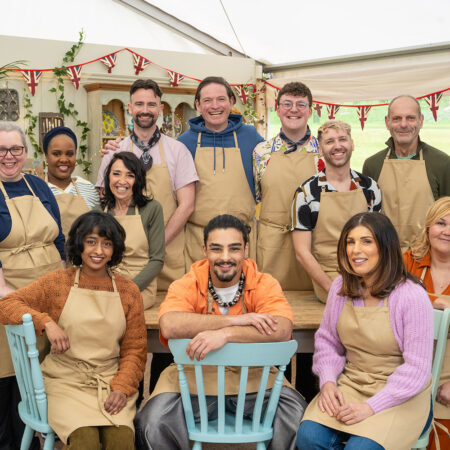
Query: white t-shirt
214 282 240 315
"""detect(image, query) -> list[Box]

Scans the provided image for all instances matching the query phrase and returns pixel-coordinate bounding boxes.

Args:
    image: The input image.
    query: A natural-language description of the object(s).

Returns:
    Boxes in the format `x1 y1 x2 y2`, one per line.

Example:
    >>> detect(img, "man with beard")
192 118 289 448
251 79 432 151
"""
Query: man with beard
363 95 450 252
291 120 381 303
134 214 307 450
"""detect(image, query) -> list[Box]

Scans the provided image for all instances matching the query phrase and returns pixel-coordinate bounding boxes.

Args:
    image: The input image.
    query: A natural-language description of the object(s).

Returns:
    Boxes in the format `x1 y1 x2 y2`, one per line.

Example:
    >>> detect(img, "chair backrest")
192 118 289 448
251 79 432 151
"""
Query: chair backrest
431 308 450 402
168 339 298 439
5 313 48 424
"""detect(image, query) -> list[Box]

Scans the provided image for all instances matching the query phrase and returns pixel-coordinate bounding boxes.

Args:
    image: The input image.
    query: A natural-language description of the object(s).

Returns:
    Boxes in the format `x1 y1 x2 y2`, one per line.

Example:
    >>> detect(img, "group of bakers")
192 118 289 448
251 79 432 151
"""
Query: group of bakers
0 74 448 450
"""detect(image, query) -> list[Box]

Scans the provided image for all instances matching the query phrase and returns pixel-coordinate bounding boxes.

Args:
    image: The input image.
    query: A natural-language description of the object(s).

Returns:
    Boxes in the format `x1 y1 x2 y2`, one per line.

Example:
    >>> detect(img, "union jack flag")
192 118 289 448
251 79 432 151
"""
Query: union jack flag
132 54 151 75
356 106 372 130
313 102 322 117
234 85 251 104
168 71 184 87
21 70 42 96
67 65 82 90
424 92 443 121
326 104 340 120
100 53 118 73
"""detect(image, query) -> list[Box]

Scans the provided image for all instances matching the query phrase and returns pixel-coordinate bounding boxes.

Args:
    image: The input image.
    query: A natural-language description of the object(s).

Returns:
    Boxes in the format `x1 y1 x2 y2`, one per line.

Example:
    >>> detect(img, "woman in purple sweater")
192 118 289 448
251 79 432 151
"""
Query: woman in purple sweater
296 212 433 450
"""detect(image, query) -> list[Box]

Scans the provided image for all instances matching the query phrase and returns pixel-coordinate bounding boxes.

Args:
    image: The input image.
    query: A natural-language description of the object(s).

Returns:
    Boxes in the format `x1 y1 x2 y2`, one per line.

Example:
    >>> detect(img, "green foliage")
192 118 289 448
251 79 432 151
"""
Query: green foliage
23 90 42 159
0 60 28 80
242 85 258 125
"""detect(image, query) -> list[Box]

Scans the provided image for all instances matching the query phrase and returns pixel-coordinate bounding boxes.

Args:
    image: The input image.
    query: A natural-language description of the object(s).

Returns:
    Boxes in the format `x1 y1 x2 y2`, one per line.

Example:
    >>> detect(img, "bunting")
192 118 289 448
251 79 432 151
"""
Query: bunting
313 102 322 117
21 70 42 96
132 53 151 75
99 53 118 73
326 105 340 119
424 92 443 121
168 71 184 87
234 85 251 104
356 106 372 130
67 65 82 89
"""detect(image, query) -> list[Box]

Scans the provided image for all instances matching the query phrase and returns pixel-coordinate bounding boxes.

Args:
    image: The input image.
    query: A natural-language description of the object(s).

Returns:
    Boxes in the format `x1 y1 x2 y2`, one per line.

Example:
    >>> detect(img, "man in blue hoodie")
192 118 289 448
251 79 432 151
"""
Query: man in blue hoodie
178 76 264 268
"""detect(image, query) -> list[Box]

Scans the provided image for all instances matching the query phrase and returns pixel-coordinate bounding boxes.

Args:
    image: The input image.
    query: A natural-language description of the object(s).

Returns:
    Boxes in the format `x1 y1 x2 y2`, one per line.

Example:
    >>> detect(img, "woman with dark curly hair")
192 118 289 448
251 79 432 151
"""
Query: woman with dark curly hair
0 211 147 449
101 152 165 309
297 212 433 450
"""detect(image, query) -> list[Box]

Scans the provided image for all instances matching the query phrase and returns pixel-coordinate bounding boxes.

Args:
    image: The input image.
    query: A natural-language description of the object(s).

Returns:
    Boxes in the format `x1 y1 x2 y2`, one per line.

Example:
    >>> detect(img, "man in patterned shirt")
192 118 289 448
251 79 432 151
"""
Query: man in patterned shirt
253 82 322 291
291 120 381 303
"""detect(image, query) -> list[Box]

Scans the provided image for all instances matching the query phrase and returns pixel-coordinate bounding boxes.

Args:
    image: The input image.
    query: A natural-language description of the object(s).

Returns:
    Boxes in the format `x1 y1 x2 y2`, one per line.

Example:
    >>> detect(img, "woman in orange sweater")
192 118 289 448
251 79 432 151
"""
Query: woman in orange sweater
404 196 450 450
0 211 147 449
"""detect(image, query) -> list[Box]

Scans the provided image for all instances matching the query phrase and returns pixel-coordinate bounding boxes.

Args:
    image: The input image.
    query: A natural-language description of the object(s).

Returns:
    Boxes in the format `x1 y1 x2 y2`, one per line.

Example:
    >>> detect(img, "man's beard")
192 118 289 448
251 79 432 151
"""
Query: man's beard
213 261 237 282
135 113 156 129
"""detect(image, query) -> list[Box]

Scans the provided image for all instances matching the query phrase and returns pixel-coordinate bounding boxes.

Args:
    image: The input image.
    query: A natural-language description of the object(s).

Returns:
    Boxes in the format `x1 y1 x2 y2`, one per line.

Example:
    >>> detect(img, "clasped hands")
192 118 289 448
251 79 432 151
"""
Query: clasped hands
318 381 374 425
186 312 278 361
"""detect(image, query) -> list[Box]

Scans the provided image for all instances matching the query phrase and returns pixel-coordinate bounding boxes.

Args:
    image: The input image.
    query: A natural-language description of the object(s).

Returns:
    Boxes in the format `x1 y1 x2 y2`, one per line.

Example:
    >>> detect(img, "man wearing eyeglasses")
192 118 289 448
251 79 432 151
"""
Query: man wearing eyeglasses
253 82 322 291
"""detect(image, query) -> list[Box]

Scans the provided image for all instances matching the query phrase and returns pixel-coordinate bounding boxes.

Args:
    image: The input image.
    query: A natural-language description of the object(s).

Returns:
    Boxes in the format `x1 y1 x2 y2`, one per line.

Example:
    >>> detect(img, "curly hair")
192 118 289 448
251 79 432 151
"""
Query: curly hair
203 214 250 246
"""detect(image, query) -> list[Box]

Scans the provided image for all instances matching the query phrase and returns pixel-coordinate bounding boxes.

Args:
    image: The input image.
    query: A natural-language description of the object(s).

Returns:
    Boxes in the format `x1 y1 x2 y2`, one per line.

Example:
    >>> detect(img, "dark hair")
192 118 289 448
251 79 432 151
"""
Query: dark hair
337 212 421 299
103 152 152 209
195 76 236 104
277 82 313 107
42 126 77 155
130 79 163 99
66 211 126 267
203 214 250 245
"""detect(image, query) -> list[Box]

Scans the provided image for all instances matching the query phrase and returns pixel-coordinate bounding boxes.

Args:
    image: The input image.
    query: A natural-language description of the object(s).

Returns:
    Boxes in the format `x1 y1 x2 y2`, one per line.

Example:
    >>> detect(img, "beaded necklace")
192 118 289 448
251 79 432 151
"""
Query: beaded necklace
208 272 245 308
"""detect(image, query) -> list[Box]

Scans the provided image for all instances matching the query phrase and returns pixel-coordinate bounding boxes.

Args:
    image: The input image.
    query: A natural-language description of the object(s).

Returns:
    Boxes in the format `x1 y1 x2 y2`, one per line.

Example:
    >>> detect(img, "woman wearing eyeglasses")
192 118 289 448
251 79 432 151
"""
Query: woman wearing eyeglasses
0 122 65 449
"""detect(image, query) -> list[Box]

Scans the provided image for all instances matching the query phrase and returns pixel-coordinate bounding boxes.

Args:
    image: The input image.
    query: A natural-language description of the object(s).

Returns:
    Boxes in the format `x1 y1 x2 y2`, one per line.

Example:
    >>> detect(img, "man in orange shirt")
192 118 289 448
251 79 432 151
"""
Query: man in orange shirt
135 214 306 450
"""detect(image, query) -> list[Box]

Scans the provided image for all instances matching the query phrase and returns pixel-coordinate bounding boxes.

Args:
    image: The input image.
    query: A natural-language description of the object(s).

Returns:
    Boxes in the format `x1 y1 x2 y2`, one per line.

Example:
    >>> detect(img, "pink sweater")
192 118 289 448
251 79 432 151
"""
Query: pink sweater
313 277 433 413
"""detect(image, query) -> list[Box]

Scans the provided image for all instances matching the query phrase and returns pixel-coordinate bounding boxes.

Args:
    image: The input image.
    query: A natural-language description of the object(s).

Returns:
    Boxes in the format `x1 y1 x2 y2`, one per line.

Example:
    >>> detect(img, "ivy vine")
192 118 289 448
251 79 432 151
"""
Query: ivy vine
23 90 41 159
242 85 258 125
49 30 91 174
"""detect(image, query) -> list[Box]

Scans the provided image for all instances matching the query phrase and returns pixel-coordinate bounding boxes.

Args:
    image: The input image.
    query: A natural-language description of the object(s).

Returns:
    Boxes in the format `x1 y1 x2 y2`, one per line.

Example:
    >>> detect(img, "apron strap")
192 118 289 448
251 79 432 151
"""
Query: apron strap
22 175 37 197
129 138 133 152
72 179 82 196
108 269 118 292
431 419 450 450
197 133 202 147
0 180 8 198
421 266 450 300
158 140 165 164
232 131 238 148
74 267 81 287
74 268 118 292
0 175 37 199
421 266 427 282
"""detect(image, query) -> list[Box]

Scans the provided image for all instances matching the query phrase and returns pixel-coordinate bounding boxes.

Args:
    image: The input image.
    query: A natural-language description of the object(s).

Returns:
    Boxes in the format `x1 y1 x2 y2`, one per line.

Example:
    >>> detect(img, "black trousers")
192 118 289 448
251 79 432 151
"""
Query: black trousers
0 376 39 450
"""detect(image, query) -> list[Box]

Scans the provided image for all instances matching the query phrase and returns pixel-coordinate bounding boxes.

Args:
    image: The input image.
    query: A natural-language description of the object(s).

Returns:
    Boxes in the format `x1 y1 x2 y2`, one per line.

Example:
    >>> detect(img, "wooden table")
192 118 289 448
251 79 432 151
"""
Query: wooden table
145 291 325 353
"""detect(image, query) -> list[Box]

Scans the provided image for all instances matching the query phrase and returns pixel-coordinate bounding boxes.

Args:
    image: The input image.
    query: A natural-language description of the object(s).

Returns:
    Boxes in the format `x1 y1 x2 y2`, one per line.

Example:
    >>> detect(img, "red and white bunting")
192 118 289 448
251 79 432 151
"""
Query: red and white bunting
67 65 82 90
326 105 340 119
356 106 372 130
100 53 118 73
234 85 251 104
424 92 443 121
168 71 184 87
21 70 42 96
313 102 322 117
132 54 151 75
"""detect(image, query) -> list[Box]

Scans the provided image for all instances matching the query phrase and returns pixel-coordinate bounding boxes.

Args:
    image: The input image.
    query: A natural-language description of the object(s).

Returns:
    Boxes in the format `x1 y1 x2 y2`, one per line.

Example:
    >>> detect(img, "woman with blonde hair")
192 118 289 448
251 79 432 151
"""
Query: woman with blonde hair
404 196 450 450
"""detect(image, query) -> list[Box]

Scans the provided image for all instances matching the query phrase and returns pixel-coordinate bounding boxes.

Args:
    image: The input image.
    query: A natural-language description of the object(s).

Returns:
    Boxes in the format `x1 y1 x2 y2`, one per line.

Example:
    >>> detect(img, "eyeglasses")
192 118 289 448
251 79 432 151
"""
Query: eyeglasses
279 101 309 110
0 146 25 157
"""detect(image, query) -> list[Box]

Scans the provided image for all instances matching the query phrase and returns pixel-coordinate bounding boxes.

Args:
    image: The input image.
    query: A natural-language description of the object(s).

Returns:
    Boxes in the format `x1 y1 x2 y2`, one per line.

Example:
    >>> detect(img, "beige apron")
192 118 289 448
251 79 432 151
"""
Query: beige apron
303 298 432 450
129 139 185 291
377 149 434 253
257 149 316 290
311 184 368 302
0 177 62 378
421 266 450 420
40 268 137 444
185 132 256 270
150 290 290 399
107 205 156 310
48 177 90 239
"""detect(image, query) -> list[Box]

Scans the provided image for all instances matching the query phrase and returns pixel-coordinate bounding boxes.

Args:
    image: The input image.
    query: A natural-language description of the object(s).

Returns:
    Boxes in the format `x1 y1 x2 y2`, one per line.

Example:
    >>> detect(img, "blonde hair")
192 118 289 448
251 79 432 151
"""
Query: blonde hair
317 120 351 142
411 197 450 260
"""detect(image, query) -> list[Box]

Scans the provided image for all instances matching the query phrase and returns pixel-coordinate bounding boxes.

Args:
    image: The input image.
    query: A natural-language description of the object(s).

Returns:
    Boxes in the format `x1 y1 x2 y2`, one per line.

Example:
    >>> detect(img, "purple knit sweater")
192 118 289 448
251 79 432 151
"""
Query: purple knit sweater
313 276 433 413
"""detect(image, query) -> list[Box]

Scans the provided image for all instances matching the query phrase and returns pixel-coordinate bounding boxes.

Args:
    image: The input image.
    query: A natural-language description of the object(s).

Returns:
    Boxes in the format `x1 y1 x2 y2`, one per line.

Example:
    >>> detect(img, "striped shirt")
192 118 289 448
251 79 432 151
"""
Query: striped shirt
47 176 100 210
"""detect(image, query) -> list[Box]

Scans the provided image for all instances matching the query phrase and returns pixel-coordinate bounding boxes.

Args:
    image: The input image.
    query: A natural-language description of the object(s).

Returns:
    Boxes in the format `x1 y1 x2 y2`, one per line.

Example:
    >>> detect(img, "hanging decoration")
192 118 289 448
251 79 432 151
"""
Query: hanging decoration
132 53 151 75
234 85 252 104
326 104 340 119
99 52 118 73
356 106 372 130
424 92 443 121
168 71 184 87
21 70 42 96
67 65 82 89
313 102 322 117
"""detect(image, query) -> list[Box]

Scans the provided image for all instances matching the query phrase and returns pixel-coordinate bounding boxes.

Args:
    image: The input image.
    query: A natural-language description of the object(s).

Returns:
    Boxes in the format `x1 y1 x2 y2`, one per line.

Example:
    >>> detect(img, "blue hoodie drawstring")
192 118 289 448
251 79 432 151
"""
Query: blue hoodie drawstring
222 135 225 173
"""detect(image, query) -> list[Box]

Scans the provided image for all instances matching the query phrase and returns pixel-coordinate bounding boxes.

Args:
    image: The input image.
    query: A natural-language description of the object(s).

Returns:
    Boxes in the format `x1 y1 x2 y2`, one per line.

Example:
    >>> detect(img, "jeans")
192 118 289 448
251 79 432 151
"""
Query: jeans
296 420 384 450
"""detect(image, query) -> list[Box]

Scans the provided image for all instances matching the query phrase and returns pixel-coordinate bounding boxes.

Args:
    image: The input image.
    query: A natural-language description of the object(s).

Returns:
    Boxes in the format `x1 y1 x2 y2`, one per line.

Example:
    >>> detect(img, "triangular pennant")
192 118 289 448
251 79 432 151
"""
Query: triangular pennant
132 53 151 75
21 70 42 96
168 71 184 87
424 93 443 121
100 52 118 73
313 102 322 117
234 85 251 104
67 65 82 90
326 104 340 119
356 106 372 130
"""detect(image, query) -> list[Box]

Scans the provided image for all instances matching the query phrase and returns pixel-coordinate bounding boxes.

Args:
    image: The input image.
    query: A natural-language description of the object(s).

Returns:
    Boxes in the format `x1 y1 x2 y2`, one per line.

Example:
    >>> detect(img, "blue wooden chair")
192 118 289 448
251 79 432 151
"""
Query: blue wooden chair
168 339 298 449
412 308 450 450
5 313 55 450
